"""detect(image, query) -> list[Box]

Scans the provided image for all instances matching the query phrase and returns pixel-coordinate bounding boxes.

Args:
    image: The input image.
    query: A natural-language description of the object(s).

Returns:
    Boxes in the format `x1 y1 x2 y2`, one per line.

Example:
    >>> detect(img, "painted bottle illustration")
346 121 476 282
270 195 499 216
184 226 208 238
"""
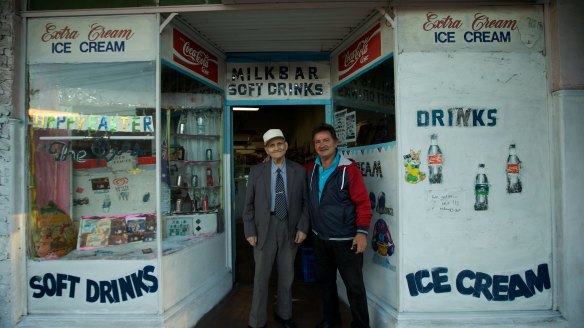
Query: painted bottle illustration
474 163 489 211
427 134 443 184
206 165 214 187
506 144 522 193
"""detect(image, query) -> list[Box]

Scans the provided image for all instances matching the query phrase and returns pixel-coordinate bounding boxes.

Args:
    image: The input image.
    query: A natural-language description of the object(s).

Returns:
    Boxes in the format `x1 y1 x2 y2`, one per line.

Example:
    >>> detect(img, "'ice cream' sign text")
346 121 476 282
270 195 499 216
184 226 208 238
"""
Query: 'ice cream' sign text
399 7 544 52
405 264 550 301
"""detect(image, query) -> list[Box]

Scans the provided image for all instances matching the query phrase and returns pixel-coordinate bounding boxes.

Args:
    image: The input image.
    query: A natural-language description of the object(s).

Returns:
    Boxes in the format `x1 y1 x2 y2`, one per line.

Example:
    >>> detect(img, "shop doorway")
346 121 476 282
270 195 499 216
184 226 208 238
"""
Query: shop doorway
231 105 324 284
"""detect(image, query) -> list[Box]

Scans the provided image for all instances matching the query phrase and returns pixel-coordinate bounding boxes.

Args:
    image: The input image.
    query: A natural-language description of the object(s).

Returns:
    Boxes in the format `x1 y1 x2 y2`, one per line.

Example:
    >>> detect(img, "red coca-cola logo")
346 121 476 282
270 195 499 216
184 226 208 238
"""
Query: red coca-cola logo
172 29 218 83
182 42 209 68
428 154 443 165
338 23 381 81
507 163 520 174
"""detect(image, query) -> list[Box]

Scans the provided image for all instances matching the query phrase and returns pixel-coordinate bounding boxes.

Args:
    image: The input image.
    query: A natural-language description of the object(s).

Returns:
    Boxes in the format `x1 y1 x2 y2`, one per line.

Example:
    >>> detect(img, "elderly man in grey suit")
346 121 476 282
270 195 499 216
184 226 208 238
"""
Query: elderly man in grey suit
243 128 309 328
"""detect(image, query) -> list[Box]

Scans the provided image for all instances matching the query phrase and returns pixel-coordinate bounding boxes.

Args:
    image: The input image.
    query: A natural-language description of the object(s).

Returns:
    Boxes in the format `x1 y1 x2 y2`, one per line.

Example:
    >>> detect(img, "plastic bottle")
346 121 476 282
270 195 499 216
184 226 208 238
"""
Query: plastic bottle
177 113 186 134
206 166 214 187
427 134 443 184
506 144 522 193
474 163 489 211
196 113 206 135
202 194 209 211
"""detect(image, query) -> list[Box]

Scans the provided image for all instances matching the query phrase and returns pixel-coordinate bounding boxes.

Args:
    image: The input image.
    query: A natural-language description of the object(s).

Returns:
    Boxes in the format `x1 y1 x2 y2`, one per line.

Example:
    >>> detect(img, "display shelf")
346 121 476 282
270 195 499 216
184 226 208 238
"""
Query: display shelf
170 159 221 165
170 185 221 190
172 133 221 139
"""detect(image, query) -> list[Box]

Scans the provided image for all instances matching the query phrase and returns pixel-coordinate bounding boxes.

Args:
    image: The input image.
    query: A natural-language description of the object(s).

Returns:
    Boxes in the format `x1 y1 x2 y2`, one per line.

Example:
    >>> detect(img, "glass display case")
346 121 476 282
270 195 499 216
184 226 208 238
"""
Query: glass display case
161 105 223 240
27 61 158 261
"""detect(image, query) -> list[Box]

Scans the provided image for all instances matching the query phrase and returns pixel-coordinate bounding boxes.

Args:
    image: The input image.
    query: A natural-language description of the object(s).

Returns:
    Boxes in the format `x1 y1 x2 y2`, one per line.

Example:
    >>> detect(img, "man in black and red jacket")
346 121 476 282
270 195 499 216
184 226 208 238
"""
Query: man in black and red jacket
306 123 372 328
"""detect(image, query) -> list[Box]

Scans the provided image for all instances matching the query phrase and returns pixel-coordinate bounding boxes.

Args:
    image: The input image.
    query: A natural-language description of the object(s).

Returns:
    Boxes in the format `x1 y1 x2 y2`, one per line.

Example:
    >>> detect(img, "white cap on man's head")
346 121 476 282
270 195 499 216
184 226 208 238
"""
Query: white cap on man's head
263 129 285 145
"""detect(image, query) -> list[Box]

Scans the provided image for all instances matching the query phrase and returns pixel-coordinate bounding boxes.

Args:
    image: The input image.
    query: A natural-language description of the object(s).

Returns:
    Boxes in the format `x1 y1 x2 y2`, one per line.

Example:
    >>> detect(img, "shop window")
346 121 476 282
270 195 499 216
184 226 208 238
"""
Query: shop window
160 64 224 246
27 61 157 260
332 57 395 147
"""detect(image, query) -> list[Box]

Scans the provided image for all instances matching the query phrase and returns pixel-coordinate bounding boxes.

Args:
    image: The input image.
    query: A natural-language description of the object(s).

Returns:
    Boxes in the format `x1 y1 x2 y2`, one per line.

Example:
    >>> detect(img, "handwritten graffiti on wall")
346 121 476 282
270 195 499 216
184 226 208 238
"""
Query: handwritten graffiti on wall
417 108 497 127
29 265 158 303
405 263 550 301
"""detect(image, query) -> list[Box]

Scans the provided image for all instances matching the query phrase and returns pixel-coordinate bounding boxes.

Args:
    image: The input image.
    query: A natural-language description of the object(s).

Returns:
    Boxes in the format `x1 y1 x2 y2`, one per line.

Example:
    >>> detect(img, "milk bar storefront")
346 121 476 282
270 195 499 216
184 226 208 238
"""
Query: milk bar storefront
16 2 565 328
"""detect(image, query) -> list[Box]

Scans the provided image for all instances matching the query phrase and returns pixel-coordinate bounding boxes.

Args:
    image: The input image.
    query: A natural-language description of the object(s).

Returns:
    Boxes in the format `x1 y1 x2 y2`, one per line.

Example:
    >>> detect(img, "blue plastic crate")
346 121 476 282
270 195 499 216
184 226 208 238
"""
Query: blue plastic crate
301 247 315 283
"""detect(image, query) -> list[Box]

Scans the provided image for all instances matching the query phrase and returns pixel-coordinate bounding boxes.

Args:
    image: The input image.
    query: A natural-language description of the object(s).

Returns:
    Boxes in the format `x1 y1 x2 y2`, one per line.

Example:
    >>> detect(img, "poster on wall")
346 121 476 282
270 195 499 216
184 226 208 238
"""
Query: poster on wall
27 15 158 64
346 111 357 143
333 109 347 145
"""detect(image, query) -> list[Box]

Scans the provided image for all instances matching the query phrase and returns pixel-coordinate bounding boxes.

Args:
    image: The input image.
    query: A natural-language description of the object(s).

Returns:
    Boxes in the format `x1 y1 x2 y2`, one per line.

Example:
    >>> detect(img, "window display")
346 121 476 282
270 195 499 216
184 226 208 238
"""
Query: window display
27 61 157 260
160 65 224 243
333 57 395 147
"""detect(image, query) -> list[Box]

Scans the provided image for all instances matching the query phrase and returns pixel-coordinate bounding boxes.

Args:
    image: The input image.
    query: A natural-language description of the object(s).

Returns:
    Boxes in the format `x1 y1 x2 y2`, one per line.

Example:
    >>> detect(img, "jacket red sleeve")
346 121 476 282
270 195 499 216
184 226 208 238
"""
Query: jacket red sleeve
347 163 372 235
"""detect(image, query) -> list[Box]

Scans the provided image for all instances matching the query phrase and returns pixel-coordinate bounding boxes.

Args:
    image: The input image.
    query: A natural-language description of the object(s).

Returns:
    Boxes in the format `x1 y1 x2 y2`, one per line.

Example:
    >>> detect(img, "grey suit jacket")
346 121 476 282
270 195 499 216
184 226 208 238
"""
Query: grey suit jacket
242 158 309 250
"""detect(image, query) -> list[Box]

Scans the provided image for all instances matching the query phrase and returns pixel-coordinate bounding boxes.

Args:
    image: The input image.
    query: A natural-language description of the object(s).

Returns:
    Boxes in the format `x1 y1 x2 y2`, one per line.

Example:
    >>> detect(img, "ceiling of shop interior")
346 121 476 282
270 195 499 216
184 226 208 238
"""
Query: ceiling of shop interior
170 0 541 54
173 1 389 54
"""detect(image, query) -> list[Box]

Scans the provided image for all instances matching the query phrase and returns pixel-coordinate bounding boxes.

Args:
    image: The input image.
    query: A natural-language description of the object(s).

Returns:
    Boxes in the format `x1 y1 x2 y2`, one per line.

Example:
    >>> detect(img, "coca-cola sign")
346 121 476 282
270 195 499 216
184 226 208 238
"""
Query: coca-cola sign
172 29 218 83
338 23 382 81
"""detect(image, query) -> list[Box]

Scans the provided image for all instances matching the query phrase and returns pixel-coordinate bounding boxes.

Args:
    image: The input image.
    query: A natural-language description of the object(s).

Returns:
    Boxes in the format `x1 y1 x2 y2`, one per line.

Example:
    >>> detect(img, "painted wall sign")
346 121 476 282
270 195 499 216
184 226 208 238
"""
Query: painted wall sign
417 107 497 127
30 112 154 133
398 6 544 52
172 28 219 84
405 264 550 302
27 15 157 64
225 62 331 101
28 261 158 312
338 23 382 82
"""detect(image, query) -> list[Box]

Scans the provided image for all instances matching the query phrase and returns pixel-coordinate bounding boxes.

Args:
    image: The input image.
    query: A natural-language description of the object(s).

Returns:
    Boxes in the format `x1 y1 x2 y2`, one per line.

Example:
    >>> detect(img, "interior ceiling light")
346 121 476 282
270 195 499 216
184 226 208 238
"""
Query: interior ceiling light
233 107 259 111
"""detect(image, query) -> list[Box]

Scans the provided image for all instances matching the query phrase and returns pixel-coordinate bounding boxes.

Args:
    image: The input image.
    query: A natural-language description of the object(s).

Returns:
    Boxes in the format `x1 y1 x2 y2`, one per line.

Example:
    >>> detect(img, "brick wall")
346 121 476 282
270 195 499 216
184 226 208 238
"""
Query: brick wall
0 0 17 326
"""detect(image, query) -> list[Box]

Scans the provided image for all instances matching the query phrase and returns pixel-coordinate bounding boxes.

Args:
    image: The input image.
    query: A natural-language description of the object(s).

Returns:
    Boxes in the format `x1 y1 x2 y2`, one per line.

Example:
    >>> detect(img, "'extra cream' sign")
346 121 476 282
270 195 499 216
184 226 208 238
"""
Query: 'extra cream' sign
226 62 331 101
172 28 219 84
398 6 544 52
27 15 157 64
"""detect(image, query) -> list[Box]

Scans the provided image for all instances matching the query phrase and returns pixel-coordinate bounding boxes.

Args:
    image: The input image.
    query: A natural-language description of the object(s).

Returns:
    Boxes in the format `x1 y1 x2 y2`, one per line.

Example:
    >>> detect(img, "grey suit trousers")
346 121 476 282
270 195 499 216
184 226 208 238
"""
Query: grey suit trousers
249 215 298 327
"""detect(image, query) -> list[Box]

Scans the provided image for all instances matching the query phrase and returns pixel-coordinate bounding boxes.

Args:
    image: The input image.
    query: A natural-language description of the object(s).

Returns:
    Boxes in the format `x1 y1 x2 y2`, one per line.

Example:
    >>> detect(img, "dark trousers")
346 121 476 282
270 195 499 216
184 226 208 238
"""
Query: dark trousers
313 234 369 328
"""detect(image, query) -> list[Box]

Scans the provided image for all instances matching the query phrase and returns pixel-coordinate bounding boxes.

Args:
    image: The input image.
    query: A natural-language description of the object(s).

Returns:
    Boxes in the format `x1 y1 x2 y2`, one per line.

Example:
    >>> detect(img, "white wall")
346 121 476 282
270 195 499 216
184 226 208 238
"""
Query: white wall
553 90 584 324
396 6 552 314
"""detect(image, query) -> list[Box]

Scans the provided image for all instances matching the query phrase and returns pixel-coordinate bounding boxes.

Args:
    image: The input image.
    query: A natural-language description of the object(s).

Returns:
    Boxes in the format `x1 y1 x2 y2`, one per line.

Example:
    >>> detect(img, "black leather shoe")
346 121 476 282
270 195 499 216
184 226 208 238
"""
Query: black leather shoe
274 313 297 328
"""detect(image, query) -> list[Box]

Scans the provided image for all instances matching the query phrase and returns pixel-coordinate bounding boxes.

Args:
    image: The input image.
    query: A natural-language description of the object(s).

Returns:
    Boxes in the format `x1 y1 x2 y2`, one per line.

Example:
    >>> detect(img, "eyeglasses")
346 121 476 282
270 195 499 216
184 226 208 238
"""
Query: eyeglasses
266 141 286 149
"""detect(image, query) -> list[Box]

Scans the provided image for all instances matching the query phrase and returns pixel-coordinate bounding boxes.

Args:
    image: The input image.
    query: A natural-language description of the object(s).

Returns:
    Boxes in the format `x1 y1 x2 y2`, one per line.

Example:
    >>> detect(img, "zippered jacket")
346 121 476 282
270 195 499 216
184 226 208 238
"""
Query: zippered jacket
306 154 372 240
